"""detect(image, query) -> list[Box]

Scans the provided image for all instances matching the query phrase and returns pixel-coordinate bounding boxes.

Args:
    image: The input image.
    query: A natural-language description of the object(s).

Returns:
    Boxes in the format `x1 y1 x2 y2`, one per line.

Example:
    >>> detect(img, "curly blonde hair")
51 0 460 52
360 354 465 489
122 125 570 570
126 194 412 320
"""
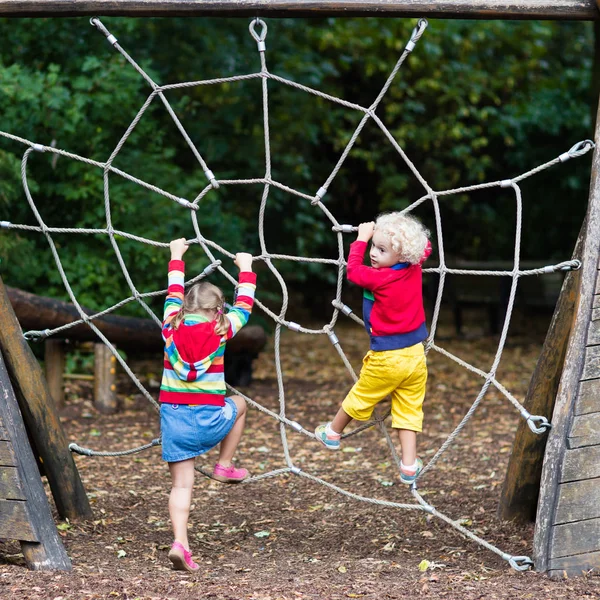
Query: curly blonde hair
171 282 229 336
374 212 430 265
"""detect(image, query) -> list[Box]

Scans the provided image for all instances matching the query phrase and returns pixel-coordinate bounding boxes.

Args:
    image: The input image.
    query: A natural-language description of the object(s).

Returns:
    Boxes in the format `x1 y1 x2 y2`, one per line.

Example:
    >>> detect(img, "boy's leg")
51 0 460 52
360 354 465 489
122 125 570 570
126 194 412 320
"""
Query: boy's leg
315 407 353 450
331 406 353 434
389 348 427 483
168 457 196 549
316 352 397 450
218 394 246 467
398 429 417 466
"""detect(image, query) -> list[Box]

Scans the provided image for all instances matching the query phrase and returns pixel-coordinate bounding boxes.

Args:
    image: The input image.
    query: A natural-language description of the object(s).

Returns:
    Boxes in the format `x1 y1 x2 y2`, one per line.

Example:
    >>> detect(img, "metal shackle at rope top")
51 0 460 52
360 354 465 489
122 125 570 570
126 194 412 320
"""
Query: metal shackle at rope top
249 19 268 52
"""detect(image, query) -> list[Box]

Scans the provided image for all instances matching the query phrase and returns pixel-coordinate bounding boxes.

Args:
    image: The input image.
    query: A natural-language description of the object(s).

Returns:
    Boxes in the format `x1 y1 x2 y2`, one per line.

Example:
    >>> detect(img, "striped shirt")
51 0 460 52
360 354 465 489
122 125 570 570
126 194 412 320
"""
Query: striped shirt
159 259 257 405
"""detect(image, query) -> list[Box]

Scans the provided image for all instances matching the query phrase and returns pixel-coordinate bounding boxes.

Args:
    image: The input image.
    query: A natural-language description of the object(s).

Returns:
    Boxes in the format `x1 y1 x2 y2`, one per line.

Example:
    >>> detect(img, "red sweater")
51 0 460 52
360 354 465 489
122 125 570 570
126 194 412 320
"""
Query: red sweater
347 240 431 351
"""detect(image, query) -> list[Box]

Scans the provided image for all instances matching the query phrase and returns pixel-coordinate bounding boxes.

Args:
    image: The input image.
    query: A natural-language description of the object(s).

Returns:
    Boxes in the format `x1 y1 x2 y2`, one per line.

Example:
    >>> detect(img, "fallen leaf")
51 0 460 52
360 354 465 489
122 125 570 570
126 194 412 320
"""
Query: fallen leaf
254 530 270 538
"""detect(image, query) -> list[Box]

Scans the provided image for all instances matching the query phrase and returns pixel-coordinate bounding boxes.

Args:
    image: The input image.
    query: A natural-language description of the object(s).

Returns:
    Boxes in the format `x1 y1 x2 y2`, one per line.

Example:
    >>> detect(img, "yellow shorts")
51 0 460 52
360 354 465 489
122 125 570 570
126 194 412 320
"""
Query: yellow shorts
342 343 427 432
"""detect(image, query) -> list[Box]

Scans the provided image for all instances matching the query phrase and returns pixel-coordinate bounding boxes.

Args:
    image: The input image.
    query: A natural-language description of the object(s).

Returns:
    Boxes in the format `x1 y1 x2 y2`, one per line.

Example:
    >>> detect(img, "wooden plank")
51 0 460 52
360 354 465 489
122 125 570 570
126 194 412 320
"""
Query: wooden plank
582 346 600 380
0 465 26 500
0 0 598 20
549 550 600 577
555 479 600 524
0 350 72 570
0 414 8 441
0 276 91 521
575 379 600 415
0 440 17 467
551 516 600 558
590 312 600 344
0 500 37 542
568 433 600 448
533 92 600 572
561 446 600 481
569 412 600 444
498 225 584 523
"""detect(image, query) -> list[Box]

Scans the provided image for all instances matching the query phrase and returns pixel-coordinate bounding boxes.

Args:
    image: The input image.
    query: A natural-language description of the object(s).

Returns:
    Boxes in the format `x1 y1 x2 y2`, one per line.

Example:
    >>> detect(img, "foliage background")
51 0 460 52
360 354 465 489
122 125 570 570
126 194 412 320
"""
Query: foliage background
0 17 594 316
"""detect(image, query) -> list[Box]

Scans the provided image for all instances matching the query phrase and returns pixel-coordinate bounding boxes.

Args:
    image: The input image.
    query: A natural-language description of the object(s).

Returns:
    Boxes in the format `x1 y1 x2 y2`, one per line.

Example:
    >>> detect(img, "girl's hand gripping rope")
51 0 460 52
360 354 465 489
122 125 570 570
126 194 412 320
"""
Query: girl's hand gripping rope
235 252 253 272
169 238 189 260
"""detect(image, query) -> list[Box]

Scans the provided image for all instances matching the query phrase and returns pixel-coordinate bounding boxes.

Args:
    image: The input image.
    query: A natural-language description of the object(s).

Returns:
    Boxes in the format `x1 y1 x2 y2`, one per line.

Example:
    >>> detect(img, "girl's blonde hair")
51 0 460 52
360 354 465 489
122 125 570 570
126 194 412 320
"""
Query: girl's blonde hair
171 282 229 335
375 212 430 265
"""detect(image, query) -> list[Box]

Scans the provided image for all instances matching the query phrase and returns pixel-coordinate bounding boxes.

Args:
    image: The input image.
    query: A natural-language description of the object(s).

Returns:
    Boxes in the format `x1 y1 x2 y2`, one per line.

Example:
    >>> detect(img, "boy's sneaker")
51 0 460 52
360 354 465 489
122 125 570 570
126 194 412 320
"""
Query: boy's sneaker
400 457 423 485
212 463 249 483
315 423 341 450
168 541 199 572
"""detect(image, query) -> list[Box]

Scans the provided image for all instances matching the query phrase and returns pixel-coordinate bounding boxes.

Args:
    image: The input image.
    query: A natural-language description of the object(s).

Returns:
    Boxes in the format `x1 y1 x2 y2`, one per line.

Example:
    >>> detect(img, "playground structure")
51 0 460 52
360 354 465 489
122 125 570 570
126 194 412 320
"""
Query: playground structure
0 0 599 577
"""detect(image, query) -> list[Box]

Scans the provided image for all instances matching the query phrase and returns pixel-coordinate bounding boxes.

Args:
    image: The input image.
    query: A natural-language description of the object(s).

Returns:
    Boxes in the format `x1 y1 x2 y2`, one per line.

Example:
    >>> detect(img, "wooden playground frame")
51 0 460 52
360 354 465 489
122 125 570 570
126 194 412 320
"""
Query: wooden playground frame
0 0 598 20
0 0 599 576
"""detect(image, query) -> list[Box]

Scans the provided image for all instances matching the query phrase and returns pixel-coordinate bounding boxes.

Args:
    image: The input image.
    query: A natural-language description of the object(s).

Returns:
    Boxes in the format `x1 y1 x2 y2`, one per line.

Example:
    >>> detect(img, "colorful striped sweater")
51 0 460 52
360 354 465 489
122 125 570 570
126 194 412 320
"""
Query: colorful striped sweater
159 259 257 405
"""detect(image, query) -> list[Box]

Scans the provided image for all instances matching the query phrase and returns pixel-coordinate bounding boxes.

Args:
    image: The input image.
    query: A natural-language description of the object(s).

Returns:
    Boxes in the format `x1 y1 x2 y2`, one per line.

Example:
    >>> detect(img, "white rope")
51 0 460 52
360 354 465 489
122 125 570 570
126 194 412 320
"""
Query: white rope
1 17 593 571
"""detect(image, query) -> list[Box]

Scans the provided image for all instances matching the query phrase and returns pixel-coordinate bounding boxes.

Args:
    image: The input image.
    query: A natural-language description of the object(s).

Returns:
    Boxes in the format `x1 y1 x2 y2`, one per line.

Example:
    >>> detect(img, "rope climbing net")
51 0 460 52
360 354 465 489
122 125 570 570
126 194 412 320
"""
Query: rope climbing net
0 17 594 571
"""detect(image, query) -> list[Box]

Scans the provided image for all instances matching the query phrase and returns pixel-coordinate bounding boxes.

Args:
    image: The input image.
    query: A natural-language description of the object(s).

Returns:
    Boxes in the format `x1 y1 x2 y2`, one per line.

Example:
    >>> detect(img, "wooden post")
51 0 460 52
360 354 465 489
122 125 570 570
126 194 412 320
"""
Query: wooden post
0 350 71 570
94 343 118 414
0 0 599 20
533 92 600 574
0 276 92 521
498 224 585 523
44 340 65 409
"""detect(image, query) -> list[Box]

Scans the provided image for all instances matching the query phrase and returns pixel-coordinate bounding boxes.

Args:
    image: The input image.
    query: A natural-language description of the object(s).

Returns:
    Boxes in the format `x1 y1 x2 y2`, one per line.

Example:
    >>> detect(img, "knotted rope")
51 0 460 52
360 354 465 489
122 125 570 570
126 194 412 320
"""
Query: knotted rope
0 18 592 573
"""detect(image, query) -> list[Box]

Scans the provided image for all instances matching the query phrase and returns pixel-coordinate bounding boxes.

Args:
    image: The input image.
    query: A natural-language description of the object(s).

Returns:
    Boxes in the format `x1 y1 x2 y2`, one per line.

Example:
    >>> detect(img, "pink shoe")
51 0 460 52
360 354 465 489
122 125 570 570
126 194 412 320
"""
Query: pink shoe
168 541 199 572
212 463 249 483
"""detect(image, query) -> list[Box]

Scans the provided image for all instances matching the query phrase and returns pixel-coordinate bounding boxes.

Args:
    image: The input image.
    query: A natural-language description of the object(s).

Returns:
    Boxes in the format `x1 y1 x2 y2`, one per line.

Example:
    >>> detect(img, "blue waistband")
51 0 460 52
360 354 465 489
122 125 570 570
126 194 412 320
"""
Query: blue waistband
369 322 428 351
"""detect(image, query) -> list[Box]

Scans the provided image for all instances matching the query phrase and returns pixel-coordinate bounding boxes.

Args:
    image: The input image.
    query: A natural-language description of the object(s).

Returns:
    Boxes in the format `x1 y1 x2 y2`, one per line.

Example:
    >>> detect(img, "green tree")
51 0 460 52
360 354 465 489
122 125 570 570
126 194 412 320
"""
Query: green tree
0 17 594 316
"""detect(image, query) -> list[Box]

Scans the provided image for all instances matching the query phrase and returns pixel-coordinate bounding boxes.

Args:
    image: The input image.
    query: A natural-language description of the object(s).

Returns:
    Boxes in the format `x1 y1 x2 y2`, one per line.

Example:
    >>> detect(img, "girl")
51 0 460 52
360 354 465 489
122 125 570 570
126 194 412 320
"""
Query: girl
315 213 431 485
160 238 256 572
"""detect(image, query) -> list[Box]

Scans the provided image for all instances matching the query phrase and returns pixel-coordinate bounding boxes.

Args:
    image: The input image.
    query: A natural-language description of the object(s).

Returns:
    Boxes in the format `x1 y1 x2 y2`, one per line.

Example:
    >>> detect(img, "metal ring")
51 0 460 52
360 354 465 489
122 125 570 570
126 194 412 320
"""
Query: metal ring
508 556 534 572
527 415 551 435
249 18 268 43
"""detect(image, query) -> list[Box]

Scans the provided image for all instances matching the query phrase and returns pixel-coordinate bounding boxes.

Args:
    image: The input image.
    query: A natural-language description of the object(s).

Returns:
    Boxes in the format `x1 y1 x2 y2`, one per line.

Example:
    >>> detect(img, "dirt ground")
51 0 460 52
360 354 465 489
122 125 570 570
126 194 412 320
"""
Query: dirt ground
2 313 600 599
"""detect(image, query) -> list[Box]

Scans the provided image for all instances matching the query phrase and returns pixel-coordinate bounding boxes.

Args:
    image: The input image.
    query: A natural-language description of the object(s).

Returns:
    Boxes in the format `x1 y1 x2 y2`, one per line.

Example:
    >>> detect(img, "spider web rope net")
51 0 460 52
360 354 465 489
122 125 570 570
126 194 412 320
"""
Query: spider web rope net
0 17 593 571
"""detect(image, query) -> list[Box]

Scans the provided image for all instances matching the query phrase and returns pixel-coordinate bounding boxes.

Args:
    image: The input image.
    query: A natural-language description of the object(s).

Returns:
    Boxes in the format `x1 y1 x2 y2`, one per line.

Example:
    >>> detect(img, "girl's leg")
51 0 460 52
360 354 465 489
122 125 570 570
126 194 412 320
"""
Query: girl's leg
168 458 196 549
331 406 353 434
398 429 417 466
218 394 247 467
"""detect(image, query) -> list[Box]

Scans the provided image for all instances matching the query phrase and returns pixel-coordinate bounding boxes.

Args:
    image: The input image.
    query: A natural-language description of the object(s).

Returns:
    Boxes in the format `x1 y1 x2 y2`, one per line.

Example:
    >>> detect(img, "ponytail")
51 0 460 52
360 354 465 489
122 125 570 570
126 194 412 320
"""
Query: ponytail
171 307 187 330
214 307 230 336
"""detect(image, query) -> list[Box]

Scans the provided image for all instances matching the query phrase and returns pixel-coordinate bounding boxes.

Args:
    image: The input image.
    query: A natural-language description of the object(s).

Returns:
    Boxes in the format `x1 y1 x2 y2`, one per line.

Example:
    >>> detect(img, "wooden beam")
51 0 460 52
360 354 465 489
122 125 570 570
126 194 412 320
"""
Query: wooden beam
0 0 598 20
498 225 583 524
0 352 71 570
533 96 600 572
7 286 267 358
8 286 162 353
0 276 93 521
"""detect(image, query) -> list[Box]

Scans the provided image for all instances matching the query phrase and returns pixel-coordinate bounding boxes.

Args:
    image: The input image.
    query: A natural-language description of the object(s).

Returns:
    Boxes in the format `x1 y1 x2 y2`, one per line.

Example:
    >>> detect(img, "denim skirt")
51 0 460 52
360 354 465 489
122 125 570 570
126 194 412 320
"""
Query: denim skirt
160 398 237 463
